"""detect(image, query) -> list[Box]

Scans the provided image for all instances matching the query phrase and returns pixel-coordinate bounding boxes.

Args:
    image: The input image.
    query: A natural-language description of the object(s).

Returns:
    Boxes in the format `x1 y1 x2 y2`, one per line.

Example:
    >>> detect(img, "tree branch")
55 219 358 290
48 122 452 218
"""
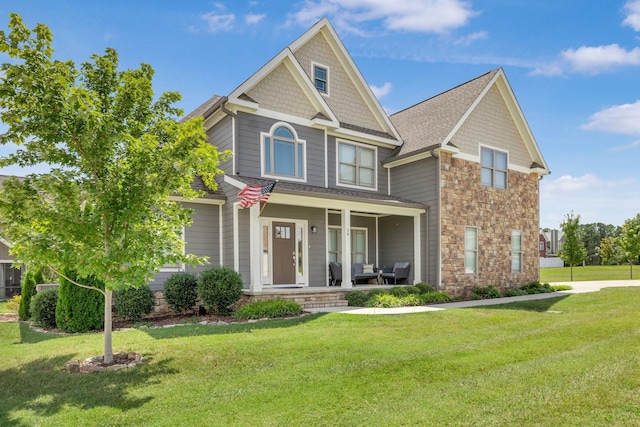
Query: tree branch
49 266 106 296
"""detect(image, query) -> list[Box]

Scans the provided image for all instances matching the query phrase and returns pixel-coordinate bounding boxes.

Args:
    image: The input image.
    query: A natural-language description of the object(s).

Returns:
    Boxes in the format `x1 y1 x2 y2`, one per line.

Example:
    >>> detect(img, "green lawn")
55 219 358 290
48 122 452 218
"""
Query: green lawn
0 301 10 314
540 264 638 282
3 288 640 426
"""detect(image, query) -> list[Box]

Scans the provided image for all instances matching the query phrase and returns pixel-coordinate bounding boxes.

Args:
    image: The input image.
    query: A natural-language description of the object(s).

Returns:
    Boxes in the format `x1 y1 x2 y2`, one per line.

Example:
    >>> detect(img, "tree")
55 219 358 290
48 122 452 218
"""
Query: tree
0 14 227 363
618 214 640 279
558 212 587 281
598 236 616 266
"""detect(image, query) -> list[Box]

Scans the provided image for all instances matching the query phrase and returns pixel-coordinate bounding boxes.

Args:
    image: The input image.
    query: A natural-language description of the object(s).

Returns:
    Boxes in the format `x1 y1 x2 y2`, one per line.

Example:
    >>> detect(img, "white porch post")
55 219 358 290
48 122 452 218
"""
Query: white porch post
249 203 262 292
413 214 422 284
341 208 352 288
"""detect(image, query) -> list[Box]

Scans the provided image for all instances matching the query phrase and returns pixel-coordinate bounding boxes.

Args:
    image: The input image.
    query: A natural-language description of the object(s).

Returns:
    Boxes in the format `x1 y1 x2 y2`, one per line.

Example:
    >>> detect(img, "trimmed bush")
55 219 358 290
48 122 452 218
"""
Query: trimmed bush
198 266 243 315
234 300 302 319
404 286 422 295
389 286 410 298
164 272 199 314
519 281 554 294
366 288 387 299
472 285 501 299
504 289 528 297
415 283 435 294
30 288 58 328
18 267 43 321
420 292 453 304
114 285 155 321
367 294 403 308
56 271 104 333
344 290 369 307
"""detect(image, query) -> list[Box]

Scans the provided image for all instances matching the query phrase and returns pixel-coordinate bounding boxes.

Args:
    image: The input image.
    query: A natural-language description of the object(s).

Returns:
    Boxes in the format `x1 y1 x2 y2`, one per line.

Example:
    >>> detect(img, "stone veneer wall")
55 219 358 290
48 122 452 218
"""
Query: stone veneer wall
439 153 540 296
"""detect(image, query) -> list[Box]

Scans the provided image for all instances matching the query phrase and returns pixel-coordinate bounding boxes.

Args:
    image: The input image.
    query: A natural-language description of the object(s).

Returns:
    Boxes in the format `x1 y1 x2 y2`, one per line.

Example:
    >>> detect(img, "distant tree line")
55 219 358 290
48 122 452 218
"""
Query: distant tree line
558 212 640 280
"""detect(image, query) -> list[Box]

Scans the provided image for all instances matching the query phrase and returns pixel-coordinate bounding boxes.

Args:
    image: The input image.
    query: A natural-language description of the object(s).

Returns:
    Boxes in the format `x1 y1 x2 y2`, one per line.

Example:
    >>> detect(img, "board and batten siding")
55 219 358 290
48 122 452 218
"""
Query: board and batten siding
236 112 325 186
389 157 439 286
149 202 221 291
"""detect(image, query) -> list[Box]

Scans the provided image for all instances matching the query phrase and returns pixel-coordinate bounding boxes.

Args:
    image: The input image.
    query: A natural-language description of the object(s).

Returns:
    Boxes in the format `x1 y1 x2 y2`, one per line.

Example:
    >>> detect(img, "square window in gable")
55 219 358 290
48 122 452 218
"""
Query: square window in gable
313 63 329 95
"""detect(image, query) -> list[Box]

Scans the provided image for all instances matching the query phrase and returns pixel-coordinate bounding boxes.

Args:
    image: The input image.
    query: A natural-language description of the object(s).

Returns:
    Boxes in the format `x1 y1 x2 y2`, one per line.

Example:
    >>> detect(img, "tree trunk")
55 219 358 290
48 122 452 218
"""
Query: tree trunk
631 261 634 280
104 288 113 364
570 264 574 281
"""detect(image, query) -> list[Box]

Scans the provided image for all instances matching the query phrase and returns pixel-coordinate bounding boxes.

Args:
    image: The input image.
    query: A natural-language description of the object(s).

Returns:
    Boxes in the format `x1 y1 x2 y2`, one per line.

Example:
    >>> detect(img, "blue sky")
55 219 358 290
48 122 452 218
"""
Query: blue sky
1 1 639 229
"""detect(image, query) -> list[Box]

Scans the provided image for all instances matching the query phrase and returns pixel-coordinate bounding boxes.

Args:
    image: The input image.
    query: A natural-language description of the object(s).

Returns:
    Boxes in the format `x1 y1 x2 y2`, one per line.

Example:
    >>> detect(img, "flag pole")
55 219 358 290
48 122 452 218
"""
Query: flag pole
258 200 268 218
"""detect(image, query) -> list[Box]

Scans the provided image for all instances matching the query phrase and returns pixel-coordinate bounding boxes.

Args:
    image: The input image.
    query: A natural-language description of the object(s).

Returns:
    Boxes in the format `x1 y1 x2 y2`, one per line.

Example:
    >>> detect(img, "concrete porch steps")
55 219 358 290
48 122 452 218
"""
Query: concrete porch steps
241 285 396 309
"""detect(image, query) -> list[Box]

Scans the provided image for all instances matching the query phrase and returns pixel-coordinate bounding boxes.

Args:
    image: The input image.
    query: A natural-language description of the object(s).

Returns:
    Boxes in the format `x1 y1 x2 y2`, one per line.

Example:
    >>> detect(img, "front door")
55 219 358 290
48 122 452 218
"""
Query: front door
272 221 296 285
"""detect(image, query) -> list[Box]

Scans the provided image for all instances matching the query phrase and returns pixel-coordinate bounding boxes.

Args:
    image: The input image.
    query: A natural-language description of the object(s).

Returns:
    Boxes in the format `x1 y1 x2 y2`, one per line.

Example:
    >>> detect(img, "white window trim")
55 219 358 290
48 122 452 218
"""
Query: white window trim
464 226 478 275
335 139 378 191
160 227 186 273
512 230 523 274
479 144 509 189
328 226 369 264
260 122 307 183
311 61 330 97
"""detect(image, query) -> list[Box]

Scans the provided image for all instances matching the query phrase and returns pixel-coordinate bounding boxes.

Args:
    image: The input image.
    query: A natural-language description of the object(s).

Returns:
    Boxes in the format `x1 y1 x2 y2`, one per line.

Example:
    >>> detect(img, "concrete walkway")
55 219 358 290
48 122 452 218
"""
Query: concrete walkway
305 280 640 315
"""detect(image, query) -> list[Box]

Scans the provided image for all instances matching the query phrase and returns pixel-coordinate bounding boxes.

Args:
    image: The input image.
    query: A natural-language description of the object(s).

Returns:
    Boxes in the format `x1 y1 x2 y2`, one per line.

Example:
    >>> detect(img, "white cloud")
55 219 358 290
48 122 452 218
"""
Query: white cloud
532 44 640 76
287 0 478 35
540 174 638 227
201 12 236 33
454 30 488 46
245 13 266 25
610 140 640 151
370 82 392 98
582 100 640 135
623 0 640 31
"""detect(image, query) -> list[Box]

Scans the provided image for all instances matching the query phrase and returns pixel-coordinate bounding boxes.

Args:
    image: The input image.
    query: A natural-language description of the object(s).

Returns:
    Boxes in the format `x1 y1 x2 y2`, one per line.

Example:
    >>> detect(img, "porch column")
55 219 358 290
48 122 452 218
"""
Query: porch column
249 203 262 292
341 208 352 288
413 214 422 284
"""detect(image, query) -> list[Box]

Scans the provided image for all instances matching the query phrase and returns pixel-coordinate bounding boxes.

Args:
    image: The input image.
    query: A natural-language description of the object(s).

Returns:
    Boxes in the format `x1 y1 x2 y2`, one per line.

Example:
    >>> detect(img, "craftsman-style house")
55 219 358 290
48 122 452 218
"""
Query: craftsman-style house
151 18 549 297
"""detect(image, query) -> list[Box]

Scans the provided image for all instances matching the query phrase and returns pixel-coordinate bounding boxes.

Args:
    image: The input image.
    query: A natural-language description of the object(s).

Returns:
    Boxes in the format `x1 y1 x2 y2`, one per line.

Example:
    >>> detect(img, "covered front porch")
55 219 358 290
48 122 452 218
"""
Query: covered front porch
226 176 428 295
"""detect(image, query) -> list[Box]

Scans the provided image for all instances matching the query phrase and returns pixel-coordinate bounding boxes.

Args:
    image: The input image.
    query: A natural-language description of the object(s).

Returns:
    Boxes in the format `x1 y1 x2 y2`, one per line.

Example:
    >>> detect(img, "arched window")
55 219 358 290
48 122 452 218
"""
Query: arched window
262 123 305 181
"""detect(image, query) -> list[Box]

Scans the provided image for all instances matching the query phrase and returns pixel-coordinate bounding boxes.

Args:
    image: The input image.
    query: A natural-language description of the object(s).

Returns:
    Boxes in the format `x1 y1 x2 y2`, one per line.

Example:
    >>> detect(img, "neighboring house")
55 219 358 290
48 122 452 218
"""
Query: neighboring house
0 175 23 299
152 17 550 296
539 229 565 268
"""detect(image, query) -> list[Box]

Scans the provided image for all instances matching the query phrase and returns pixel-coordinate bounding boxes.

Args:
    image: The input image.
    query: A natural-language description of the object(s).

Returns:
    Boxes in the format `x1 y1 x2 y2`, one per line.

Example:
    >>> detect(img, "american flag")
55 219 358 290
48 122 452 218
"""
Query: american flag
238 181 277 209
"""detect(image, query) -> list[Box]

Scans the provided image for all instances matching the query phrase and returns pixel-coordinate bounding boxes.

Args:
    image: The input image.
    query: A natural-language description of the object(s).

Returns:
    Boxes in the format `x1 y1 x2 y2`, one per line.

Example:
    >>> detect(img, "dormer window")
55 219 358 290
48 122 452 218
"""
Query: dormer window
313 63 329 95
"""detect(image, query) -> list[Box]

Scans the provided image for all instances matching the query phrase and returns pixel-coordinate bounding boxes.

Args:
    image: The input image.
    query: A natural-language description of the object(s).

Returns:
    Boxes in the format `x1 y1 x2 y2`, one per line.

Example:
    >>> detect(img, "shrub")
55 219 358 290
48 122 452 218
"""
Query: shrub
472 285 501 299
114 285 155 321
389 286 410 298
164 272 199 314
18 267 43 321
56 271 104 333
30 288 58 328
519 281 554 294
551 285 572 292
415 283 435 294
234 300 302 319
420 292 453 304
7 295 21 313
366 294 403 308
504 289 528 297
344 290 369 307
198 266 243 315
366 288 387 298
400 294 422 306
404 286 422 295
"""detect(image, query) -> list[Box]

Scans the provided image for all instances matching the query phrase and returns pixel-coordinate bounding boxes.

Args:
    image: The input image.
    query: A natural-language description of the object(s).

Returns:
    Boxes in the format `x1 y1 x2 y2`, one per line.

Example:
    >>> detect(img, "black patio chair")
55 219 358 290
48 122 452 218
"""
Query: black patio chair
381 262 411 285
329 262 342 286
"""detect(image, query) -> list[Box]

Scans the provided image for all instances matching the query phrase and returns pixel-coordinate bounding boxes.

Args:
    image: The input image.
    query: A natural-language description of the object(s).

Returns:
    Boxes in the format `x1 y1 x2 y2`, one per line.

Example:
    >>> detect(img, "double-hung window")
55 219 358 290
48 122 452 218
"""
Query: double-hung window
512 231 523 273
262 123 305 181
481 147 507 189
313 63 328 95
328 227 368 263
465 227 478 274
337 141 376 189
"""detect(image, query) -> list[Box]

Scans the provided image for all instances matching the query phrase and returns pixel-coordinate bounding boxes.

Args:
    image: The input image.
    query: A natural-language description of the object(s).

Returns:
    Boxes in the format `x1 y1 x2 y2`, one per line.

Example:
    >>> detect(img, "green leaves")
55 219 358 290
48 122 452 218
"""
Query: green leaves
558 211 588 268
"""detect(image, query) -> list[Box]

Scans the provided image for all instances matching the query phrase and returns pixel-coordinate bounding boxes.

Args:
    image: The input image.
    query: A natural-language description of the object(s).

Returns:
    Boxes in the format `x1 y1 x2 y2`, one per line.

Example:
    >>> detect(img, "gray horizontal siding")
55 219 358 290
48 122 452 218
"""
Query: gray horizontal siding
390 157 439 285
236 112 325 186
150 202 221 291
209 115 233 174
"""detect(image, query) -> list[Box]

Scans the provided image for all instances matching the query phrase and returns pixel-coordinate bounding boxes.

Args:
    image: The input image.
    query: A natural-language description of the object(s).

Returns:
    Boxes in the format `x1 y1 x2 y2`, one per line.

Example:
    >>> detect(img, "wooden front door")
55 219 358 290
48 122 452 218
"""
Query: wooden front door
272 222 296 285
